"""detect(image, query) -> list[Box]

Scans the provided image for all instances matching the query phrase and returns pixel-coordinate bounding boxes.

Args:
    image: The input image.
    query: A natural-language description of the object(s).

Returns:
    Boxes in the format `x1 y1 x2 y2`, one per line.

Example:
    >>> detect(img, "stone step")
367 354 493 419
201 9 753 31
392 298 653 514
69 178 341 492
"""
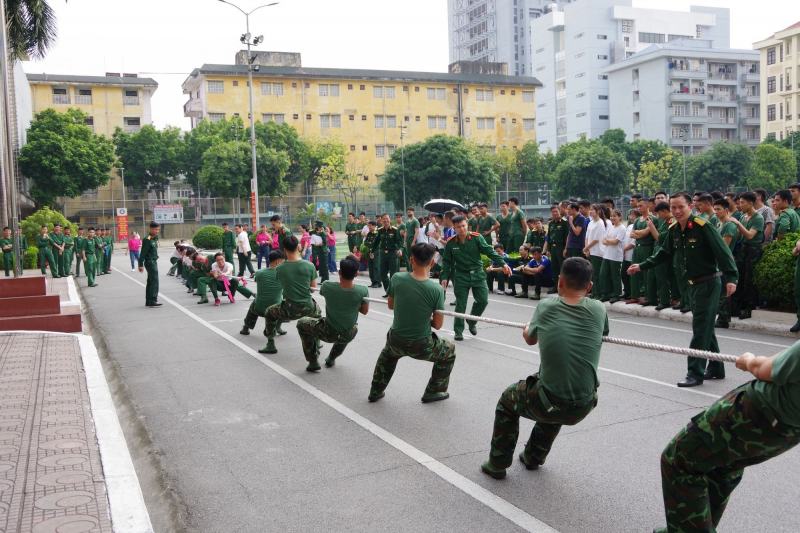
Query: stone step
0 276 46 298
0 294 61 317
0 309 82 333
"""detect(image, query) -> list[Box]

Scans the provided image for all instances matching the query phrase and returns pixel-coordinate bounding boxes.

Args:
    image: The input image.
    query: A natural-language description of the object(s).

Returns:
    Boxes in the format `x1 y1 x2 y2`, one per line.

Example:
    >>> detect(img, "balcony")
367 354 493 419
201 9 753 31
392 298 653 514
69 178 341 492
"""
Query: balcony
744 137 760 146
183 98 203 118
123 125 141 134
671 115 708 124
74 94 92 105
670 91 707 102
707 117 738 128
741 94 760 105
742 116 761 125
52 94 70 105
123 95 140 106
670 137 708 147
707 73 738 85
707 94 737 106
670 68 707 80
741 72 760 83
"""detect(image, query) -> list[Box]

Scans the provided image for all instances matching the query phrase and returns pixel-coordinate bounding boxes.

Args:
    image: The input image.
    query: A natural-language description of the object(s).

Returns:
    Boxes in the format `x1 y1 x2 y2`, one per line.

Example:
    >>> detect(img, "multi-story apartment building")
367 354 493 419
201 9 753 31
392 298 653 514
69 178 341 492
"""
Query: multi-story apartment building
754 21 800 141
607 39 760 154
182 52 541 182
531 0 730 151
447 0 575 77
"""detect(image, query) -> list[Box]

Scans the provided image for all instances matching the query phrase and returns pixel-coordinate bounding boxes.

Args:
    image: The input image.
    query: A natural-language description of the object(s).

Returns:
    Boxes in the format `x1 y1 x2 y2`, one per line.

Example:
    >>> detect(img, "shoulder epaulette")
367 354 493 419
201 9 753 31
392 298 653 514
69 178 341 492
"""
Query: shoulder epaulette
445 235 456 243
469 232 480 237
693 216 707 227
668 221 678 229
146 236 152 240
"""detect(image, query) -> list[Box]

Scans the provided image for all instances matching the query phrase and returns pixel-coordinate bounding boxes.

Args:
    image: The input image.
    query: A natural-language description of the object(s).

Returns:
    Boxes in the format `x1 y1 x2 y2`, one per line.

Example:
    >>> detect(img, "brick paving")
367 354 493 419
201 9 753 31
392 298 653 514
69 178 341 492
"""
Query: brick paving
0 332 112 533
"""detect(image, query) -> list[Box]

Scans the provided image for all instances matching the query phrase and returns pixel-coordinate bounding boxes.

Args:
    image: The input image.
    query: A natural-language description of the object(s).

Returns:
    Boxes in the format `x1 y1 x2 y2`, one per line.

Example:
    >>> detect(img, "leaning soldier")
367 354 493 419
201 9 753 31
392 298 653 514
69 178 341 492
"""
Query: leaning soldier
368 243 455 404
481 257 607 479
371 213 403 297
441 215 511 341
655 340 800 533
240 250 287 337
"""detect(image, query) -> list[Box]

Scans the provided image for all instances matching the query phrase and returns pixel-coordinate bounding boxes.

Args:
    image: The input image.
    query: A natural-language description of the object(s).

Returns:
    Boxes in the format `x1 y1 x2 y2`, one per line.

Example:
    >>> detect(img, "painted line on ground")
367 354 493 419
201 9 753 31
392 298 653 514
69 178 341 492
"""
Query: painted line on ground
115 270 556 533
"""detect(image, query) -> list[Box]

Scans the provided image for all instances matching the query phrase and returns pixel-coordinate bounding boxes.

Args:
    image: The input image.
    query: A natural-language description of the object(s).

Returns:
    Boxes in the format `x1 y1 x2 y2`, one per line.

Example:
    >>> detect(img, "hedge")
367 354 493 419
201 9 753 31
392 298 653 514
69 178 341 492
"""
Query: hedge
754 232 800 311
192 225 223 249
24 246 38 269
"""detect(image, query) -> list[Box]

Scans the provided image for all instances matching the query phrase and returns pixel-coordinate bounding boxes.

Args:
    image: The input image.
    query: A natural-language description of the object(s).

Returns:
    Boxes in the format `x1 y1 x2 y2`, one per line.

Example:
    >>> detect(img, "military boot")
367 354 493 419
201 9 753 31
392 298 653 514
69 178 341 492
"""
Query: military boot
259 339 277 354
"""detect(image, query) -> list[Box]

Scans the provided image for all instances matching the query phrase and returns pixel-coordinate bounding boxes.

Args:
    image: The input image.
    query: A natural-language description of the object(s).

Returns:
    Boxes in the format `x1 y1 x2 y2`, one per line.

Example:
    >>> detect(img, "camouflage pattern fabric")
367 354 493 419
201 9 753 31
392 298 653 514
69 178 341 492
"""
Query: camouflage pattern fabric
264 299 321 340
369 331 455 396
659 382 800 533
488 374 596 469
296 317 357 363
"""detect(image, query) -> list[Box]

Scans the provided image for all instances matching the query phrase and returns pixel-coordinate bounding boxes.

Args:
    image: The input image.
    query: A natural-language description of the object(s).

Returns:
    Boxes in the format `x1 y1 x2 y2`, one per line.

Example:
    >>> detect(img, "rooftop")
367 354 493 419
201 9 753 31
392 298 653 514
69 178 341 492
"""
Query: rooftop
26 73 158 87
605 39 758 73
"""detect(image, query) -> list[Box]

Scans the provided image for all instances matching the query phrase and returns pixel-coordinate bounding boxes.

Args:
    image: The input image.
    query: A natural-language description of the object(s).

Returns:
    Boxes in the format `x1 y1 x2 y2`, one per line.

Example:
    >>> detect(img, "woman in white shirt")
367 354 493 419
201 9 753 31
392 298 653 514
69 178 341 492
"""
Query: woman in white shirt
203 252 253 306
599 209 628 303
622 209 638 301
583 204 609 299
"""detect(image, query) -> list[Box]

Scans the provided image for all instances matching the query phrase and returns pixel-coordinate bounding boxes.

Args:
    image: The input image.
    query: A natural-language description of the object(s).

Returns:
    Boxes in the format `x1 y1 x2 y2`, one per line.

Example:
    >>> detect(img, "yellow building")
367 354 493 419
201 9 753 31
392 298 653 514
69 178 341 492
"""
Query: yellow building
26 73 158 228
182 53 541 181
754 21 800 141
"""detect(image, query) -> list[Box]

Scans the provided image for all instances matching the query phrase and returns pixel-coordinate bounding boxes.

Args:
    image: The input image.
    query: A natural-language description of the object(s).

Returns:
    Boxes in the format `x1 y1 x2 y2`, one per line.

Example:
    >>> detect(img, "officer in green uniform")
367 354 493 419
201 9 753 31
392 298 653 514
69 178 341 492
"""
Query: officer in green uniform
440 215 511 341
714 198 739 329
62 226 75 276
467 204 480 233
730 192 763 320
269 215 293 256
630 201 658 305
404 207 420 259
496 202 512 252
37 225 58 278
79 228 99 287
371 214 403 296
240 250 286 336
73 228 85 277
363 221 381 288
50 224 66 278
543 206 568 293
94 229 105 273
1 227 13 276
652 202 674 311
477 203 498 244
138 222 162 307
774 189 800 240
629 192 737 387
345 212 361 254
221 222 236 264
525 218 546 249
507 197 527 253
310 220 329 282
655 341 800 533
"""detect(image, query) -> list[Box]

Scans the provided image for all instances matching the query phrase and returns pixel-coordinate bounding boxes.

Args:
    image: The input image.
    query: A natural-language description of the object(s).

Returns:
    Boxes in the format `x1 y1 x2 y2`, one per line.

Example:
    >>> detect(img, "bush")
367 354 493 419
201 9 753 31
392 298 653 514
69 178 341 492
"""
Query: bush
24 246 38 269
755 232 800 310
481 252 521 269
20 207 78 244
192 225 223 249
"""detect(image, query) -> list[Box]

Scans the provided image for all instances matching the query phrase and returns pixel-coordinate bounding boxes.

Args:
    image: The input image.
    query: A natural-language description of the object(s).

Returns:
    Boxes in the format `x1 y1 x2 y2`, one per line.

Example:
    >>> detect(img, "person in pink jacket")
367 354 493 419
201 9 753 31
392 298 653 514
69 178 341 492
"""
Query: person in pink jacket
127 232 142 271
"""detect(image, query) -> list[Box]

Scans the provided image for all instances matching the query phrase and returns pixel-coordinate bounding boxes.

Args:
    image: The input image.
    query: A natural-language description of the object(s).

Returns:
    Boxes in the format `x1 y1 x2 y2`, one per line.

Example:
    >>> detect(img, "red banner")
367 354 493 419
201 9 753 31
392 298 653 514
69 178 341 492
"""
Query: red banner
250 191 257 229
117 215 129 241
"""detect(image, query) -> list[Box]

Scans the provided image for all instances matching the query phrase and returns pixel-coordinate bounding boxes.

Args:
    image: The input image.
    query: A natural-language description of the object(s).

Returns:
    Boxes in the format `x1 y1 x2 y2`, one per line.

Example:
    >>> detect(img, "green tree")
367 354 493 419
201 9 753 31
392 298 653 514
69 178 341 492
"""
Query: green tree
379 135 499 209
182 117 247 189
19 108 115 206
624 139 672 189
6 0 59 59
747 143 797 191
598 128 628 153
316 158 370 215
198 140 290 198
553 140 630 199
687 142 754 192
764 131 800 182
636 148 683 195
20 206 77 244
303 138 348 196
255 121 310 185
515 141 548 184
113 125 185 198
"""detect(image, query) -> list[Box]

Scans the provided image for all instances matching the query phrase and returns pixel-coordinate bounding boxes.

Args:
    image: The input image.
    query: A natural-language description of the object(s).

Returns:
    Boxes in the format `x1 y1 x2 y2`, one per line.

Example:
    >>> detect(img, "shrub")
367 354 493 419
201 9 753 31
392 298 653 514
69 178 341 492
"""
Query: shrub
754 232 800 311
20 207 78 244
24 246 38 269
192 225 223 249
481 252 521 269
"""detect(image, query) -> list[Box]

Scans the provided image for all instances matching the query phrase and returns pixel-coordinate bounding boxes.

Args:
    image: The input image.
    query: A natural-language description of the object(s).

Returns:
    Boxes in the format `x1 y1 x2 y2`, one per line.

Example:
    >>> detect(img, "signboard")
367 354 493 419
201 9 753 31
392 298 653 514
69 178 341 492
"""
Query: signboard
315 202 344 219
153 204 184 224
250 192 257 229
116 214 129 241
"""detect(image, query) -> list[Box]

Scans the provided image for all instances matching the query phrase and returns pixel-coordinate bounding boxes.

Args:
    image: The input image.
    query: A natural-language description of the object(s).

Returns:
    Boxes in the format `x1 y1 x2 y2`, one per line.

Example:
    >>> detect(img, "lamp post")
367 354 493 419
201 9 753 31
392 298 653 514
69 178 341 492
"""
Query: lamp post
399 124 407 212
217 0 279 229
679 125 689 191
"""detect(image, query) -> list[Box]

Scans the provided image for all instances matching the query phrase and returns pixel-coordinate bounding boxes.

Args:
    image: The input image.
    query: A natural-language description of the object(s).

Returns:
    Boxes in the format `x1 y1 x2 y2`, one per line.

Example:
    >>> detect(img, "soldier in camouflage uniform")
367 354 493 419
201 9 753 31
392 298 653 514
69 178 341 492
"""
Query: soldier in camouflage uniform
260 236 321 354
371 214 403 296
240 250 286 336
368 243 455 404
654 340 800 533
544 206 569 292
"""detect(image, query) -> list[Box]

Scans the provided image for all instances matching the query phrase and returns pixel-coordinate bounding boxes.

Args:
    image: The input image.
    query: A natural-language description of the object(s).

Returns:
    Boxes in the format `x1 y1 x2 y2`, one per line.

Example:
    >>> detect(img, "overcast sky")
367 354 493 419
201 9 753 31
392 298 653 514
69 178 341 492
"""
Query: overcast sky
22 0 799 130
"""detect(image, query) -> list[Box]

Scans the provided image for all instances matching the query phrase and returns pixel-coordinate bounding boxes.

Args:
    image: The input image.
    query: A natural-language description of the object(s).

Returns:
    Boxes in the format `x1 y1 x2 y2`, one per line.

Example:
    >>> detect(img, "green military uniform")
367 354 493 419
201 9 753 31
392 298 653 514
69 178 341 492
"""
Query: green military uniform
478 214 497 243
371 225 403 292
1 237 13 276
497 213 512 252
653 217 673 308
74 234 85 277
222 229 236 264
37 233 58 278
139 234 160 306
63 234 75 276
639 215 738 382
467 216 479 233
698 211 719 227
261 259 321 353
191 256 215 299
241 267 283 335
78 236 99 287
103 234 114 274
732 212 764 317
272 225 294 255
296 281 369 370
310 226 329 282
369 272 456 402
346 222 362 254
657 341 800 533
545 218 569 288
631 214 658 304
775 208 800 240
50 232 65 277
363 229 380 287
525 229 546 249
716 219 739 326
404 216 420 258
441 232 507 338
508 208 526 253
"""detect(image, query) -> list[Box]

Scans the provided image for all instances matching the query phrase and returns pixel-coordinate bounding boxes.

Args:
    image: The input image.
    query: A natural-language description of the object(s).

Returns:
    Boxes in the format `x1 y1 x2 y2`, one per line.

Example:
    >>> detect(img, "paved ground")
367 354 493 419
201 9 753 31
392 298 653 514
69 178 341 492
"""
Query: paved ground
83 254 800 533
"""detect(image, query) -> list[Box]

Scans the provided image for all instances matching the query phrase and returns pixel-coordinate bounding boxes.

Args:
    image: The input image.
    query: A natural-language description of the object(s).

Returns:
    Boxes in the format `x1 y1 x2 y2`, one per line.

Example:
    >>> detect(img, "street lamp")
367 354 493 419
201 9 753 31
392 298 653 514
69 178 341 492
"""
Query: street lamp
679 125 689 191
217 0 279 229
399 124 407 212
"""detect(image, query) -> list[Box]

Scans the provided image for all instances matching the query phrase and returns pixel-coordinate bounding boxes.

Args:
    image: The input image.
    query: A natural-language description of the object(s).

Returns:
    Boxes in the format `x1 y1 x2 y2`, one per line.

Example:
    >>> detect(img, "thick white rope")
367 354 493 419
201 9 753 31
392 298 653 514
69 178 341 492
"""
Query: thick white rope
313 287 739 364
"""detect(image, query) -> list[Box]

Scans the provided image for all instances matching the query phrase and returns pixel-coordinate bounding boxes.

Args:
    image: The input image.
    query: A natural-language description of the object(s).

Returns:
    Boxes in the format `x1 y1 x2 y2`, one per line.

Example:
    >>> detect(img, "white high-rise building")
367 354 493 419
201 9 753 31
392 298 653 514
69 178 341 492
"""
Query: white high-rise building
530 0 730 151
606 39 760 154
447 0 575 77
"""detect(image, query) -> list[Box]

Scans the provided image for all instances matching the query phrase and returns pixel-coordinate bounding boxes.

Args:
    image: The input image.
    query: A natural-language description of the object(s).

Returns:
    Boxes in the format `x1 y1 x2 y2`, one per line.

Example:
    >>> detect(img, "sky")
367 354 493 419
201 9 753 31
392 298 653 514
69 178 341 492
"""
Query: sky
22 0 800 130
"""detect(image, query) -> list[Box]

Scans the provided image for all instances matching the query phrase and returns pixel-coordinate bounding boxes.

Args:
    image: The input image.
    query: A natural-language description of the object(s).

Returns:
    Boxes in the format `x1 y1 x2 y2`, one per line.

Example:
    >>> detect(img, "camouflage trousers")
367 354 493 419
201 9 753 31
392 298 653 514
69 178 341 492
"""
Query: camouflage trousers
369 330 456 396
296 317 357 363
488 374 596 469
660 382 800 532
243 301 282 335
264 299 321 340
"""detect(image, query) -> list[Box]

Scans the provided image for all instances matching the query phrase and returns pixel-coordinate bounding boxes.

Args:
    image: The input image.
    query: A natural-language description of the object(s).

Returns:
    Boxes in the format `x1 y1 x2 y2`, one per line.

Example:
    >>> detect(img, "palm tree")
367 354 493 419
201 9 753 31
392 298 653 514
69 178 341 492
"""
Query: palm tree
5 0 58 60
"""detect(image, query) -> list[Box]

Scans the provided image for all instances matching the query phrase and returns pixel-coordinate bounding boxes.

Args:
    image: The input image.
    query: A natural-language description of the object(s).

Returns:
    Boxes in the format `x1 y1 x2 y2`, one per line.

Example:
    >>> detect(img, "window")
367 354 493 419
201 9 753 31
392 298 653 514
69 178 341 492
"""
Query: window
427 87 446 100
599 115 609 120
75 88 92 105
598 74 608 80
375 145 386 158
123 89 139 106
598 95 608 100
575 72 585 78
232 80 239 87
621 19 633 33
574 32 584 39
767 47 776 65
318 84 340 97
85 116 94 127
767 105 776 121
207 80 224 93
207 113 225 123
576 112 587 118
522 90 534 102
374 115 396 128
767 76 776 94
597 54 608 60
262 113 285 124
320 114 341 128
576 92 586 98
261 82 284 96
427 116 447 129
373 86 396 98
523 118 535 130
123 117 141 132
476 117 495 129
639 32 665 44
597 34 607 40
476 88 493 101
52 87 69 104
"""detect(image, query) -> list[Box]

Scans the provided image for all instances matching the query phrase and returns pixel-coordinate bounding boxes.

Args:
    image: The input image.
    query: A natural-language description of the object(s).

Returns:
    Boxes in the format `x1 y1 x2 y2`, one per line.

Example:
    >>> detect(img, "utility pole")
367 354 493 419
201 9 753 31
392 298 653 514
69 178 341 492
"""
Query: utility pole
399 124 407 212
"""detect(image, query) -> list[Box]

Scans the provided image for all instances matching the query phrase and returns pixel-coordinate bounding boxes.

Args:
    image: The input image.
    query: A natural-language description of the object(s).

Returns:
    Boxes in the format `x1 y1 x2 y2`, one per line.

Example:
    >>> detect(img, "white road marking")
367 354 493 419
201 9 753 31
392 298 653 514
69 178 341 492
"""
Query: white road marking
116 270 556 533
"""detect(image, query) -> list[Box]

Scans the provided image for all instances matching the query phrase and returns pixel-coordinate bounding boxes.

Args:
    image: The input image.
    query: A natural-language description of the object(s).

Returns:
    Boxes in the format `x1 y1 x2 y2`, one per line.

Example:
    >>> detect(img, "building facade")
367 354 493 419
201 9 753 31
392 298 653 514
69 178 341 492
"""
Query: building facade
530 0 730 151
754 22 800 141
607 39 760 154
182 53 541 182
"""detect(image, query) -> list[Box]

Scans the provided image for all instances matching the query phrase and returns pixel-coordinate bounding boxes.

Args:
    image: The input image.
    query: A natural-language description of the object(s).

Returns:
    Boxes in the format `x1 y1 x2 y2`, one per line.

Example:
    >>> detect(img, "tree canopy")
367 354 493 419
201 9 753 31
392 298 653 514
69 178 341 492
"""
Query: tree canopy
198 140 290 198
552 139 630 199
747 143 797 191
113 125 185 197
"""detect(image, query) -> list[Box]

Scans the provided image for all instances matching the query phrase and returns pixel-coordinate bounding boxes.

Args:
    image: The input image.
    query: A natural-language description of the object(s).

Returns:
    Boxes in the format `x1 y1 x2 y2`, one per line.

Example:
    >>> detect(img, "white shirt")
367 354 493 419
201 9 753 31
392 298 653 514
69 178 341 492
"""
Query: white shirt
236 231 251 254
623 224 635 262
360 224 370 237
586 219 608 258
310 234 324 247
211 261 234 280
604 224 627 263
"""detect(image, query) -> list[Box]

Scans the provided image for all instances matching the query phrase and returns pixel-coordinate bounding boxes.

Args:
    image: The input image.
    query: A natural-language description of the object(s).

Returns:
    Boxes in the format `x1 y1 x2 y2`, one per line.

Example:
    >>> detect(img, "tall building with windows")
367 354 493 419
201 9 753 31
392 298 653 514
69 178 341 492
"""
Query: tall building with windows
607 39 760 154
530 0 729 151
182 52 541 182
754 22 800 141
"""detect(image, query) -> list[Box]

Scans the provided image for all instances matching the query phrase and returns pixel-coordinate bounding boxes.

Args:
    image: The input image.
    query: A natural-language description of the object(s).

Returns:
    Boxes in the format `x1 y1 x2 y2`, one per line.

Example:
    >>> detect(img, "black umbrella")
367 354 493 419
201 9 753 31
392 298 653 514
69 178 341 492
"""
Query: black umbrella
424 199 465 214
